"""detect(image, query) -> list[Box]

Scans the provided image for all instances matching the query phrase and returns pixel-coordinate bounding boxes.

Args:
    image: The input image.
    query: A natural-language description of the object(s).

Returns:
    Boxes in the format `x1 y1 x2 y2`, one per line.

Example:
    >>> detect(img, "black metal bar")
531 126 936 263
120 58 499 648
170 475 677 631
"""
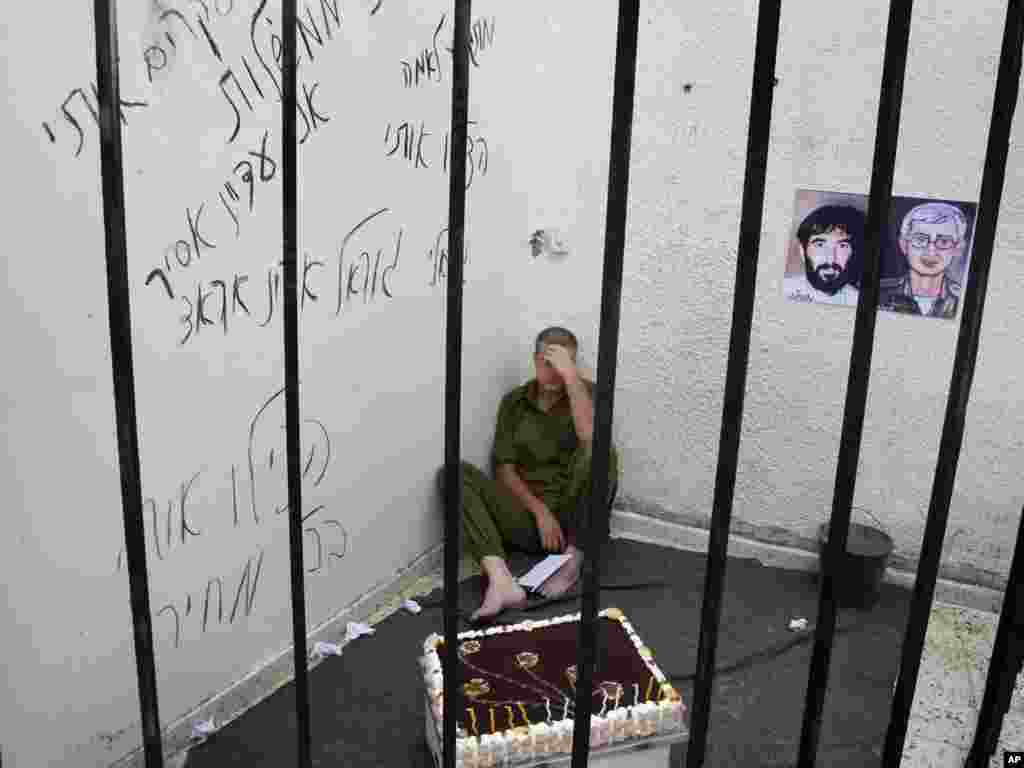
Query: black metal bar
443 1 471 767
796 2 913 766
890 2 1024 763
569 1 640 766
281 0 312 766
966 506 1024 766
684 2 781 765
92 0 165 765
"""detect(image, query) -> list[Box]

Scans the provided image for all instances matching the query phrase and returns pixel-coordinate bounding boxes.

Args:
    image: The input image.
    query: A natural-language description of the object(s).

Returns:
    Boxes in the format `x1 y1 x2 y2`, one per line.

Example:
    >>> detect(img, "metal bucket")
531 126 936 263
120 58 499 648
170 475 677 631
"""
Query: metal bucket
818 522 894 610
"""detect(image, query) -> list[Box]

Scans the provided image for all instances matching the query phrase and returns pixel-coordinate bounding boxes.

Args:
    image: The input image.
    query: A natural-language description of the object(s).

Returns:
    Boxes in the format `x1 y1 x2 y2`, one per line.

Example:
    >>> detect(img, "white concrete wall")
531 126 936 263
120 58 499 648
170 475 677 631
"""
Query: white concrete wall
617 0 1024 592
1 0 1022 765
0 0 619 765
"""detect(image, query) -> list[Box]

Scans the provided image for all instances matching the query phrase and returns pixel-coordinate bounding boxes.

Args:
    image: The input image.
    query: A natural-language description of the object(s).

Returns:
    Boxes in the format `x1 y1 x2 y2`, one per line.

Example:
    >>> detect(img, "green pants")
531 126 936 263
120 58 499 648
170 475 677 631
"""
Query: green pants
447 445 619 563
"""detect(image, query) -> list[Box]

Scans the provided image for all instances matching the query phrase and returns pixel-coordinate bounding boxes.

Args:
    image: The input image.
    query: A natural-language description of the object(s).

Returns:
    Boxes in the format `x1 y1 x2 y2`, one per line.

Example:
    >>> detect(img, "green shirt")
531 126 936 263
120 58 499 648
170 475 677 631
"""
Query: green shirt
491 379 594 504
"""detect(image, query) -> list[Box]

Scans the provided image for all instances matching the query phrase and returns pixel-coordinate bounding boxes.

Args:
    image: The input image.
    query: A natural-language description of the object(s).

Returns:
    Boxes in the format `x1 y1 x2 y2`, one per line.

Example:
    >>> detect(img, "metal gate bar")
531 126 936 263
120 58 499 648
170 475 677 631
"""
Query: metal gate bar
442 1 473 767
280 0 314 766
886 2 1024 764
685 0 781 763
797 2 914 766
967 507 1024 767
569 1 641 766
92 0 165 765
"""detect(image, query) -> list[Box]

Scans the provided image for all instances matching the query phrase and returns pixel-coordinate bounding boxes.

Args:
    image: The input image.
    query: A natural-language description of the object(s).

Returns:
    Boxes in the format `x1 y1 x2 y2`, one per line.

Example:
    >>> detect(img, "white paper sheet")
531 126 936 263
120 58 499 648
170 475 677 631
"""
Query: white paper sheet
517 554 571 591
313 641 342 657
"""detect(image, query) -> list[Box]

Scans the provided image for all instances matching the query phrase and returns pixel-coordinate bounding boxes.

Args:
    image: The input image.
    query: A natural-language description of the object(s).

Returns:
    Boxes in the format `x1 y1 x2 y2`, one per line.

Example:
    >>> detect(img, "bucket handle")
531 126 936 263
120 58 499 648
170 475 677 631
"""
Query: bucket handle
822 506 891 539
851 505 890 538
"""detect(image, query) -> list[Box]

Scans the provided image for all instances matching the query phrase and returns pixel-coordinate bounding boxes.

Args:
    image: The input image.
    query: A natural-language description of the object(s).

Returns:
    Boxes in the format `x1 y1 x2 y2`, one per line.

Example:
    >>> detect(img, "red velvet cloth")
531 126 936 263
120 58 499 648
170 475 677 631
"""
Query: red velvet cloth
437 616 659 735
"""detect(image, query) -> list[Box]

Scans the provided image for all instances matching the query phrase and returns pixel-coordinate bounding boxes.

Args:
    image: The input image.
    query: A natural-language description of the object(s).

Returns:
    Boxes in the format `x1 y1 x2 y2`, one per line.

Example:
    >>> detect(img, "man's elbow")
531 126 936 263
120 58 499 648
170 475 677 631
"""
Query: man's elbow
495 463 516 483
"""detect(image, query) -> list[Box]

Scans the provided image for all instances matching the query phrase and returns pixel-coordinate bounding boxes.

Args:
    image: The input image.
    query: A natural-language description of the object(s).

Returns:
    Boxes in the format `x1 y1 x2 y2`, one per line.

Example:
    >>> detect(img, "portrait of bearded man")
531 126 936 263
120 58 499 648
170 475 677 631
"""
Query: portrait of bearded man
783 203 867 307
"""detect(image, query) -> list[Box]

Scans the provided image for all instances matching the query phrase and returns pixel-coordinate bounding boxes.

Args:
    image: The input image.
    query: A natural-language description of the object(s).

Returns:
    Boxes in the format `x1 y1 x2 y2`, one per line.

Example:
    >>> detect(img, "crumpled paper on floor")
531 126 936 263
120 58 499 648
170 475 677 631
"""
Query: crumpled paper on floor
191 720 216 740
313 641 343 658
346 621 375 642
403 599 422 614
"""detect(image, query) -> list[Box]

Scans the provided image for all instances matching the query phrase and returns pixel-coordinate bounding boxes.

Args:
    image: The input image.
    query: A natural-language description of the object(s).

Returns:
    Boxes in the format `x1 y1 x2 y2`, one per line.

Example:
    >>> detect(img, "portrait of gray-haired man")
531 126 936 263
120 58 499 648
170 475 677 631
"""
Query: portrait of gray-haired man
879 202 969 320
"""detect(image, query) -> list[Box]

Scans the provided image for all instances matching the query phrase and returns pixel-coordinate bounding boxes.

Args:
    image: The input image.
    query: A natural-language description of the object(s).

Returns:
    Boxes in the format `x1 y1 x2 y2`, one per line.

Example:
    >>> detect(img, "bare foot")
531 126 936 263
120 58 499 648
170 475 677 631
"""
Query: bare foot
471 577 527 622
540 547 582 597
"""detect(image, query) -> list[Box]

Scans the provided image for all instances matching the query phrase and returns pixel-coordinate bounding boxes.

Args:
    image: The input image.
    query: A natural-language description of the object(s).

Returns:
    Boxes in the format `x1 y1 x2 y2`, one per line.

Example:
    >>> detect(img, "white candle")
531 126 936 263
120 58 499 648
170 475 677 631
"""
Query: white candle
546 698 552 722
633 683 640 707
563 697 570 720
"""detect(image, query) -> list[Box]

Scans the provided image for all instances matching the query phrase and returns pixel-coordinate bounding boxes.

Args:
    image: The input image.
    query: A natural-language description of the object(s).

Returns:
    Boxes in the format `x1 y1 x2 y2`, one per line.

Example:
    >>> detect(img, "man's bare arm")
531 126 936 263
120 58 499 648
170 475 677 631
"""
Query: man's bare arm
541 344 595 444
564 375 594 444
496 463 546 518
498 463 565 551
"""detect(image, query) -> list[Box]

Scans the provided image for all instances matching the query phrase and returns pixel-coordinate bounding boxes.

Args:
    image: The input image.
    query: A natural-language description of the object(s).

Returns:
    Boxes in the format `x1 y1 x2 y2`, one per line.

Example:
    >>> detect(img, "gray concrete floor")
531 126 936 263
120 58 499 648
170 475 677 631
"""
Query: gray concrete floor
389 536 1024 767
609 520 1024 767
168 525 1023 768
342 537 1024 767
899 600 1023 767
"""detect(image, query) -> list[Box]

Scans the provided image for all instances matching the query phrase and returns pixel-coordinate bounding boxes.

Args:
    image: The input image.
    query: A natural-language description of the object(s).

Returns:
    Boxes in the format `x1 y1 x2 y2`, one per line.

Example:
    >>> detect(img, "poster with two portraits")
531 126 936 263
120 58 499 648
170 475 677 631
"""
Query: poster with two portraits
784 189 977 320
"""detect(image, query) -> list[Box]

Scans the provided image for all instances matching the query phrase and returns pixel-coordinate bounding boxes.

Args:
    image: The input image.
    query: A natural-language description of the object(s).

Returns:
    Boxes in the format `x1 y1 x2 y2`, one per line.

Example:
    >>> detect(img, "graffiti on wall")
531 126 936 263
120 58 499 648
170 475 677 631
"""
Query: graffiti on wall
114 387 350 650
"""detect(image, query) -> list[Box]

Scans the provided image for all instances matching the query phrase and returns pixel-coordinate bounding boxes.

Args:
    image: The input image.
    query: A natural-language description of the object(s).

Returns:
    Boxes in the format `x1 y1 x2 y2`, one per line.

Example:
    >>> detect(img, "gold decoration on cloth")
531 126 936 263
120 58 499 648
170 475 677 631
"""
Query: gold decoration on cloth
517 702 531 725
604 607 624 620
638 646 653 660
459 640 481 656
463 678 491 699
515 651 540 670
565 665 578 686
600 681 624 701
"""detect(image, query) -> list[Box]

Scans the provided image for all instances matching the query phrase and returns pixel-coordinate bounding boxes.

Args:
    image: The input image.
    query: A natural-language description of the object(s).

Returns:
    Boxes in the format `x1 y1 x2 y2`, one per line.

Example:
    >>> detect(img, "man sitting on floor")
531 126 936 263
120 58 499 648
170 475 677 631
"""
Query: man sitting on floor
442 326 620 622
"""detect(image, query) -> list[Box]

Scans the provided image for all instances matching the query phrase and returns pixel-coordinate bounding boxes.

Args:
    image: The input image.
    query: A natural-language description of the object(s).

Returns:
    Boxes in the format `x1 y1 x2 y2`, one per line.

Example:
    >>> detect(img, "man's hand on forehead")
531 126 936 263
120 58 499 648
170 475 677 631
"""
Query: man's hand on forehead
542 344 578 380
